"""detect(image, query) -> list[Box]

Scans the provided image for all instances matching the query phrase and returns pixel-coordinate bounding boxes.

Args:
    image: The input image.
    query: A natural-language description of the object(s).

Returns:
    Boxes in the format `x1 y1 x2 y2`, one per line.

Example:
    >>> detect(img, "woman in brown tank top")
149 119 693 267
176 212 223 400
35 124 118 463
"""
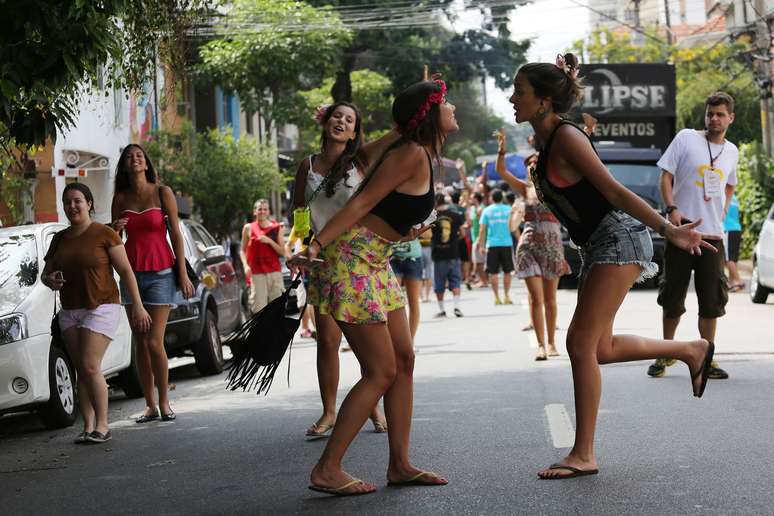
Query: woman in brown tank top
512 54 719 480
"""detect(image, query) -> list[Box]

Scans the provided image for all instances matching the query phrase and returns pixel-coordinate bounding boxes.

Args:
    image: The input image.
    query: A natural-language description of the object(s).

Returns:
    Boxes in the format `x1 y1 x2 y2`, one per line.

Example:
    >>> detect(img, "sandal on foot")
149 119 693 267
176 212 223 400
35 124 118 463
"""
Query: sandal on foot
305 423 334 438
136 410 160 424
308 479 374 497
161 410 176 421
86 430 112 444
547 347 560 357
539 463 599 480
371 419 388 433
692 341 715 398
74 431 90 444
535 348 547 361
387 471 448 486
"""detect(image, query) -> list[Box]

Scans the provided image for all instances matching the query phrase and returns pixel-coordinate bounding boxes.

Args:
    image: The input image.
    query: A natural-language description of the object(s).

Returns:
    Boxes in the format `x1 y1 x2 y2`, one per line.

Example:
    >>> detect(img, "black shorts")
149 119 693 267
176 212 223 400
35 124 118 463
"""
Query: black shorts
485 246 514 274
458 239 470 262
726 230 741 262
657 240 728 319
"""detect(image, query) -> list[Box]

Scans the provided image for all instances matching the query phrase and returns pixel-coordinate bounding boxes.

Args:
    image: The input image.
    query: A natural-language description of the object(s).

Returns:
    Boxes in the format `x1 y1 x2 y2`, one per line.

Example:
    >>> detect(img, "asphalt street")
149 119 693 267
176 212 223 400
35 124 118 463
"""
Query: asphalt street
1 278 773 515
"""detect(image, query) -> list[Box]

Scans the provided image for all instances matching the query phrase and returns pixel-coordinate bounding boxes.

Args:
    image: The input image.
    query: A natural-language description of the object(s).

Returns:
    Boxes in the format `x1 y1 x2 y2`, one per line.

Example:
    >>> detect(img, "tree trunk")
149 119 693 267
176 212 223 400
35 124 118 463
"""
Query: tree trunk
331 52 358 102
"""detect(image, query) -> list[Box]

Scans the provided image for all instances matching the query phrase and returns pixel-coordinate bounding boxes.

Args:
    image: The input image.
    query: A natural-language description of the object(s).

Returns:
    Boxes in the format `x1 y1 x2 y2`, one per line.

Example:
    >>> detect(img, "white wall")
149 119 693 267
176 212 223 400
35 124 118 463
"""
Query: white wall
53 88 131 224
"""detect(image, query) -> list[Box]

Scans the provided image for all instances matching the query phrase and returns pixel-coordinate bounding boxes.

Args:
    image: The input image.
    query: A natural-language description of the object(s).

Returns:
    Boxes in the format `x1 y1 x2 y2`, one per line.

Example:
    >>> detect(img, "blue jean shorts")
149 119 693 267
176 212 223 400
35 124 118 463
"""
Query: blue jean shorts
434 258 462 293
390 256 423 281
120 268 177 307
578 210 659 284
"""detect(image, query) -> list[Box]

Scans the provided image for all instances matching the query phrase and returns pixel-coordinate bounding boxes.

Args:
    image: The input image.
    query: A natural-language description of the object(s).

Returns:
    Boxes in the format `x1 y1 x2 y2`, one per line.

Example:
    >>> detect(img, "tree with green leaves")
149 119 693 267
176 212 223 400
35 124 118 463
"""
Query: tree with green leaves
306 0 529 99
0 0 211 150
146 124 284 238
197 0 352 141
570 28 760 144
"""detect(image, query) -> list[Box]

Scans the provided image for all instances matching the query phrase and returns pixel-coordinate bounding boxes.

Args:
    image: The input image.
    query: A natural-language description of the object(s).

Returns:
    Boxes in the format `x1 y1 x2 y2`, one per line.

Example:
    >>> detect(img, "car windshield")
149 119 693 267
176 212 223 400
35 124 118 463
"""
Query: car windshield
0 228 39 314
607 163 663 208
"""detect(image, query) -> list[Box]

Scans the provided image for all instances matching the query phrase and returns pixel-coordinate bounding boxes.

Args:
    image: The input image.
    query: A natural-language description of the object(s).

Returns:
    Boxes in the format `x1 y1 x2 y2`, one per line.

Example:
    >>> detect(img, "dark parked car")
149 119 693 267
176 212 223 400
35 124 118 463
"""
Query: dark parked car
559 144 666 289
162 219 243 375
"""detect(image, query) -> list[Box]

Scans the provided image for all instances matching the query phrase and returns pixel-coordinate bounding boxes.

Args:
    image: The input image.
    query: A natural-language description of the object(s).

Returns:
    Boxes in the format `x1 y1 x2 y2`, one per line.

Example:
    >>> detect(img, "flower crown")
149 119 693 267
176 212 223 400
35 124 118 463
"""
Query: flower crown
555 55 579 80
400 80 447 134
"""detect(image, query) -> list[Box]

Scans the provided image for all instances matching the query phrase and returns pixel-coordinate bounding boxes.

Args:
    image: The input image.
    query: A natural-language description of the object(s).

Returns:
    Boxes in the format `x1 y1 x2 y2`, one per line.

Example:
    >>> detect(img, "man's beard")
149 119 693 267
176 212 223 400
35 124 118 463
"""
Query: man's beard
705 125 725 137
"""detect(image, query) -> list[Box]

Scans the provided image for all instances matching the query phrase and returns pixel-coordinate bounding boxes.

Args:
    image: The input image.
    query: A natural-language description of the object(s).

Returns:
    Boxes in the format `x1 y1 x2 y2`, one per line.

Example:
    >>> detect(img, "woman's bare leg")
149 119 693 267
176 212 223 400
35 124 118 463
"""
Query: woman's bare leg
543 277 560 355
538 264 711 479
77 328 111 433
524 276 546 358
127 306 156 416
403 278 422 340
310 322 397 494
384 308 447 485
62 327 94 433
311 309 341 429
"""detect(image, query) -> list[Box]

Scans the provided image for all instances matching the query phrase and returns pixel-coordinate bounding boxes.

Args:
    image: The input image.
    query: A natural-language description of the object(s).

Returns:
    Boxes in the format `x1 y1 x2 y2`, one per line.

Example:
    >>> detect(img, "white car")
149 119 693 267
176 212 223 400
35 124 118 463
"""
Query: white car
0 224 142 428
751 203 774 304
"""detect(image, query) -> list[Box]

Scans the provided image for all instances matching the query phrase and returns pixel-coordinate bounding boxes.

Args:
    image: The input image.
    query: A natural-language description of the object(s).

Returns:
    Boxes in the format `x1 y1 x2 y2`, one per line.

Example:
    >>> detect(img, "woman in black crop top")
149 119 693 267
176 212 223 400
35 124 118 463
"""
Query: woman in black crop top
297 79 456 496
512 54 719 480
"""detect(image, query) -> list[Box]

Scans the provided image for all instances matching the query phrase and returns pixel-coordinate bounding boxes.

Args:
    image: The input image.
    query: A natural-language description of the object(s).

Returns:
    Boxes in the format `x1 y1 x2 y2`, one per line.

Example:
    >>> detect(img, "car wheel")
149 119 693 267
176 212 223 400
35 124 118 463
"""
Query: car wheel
38 345 77 429
750 260 770 304
117 339 144 398
193 308 224 375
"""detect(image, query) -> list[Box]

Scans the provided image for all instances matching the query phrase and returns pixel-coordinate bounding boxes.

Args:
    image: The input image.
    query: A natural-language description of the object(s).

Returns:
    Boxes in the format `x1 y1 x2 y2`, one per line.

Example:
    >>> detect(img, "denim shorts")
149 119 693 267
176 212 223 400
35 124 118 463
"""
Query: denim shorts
120 268 177 307
578 210 659 284
390 256 424 281
433 258 461 293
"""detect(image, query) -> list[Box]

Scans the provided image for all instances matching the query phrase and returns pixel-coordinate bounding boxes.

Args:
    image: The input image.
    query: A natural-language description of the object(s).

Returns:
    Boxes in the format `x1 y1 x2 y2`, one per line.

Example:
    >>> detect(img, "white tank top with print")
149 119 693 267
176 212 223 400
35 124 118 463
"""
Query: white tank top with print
304 155 363 233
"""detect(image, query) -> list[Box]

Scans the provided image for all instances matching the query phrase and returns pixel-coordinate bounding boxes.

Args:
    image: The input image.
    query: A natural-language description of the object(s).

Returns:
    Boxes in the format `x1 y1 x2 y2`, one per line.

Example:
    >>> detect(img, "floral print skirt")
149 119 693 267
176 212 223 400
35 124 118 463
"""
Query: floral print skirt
515 220 570 280
307 224 405 324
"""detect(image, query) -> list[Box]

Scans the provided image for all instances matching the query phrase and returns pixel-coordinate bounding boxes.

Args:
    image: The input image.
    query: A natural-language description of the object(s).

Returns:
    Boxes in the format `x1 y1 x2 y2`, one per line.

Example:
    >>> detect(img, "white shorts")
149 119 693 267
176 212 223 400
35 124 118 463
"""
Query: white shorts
58 304 121 340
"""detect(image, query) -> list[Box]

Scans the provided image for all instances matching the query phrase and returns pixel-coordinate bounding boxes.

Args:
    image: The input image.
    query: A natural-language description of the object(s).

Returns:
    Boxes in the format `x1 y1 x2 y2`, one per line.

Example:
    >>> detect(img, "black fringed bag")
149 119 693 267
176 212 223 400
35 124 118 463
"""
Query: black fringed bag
225 271 306 395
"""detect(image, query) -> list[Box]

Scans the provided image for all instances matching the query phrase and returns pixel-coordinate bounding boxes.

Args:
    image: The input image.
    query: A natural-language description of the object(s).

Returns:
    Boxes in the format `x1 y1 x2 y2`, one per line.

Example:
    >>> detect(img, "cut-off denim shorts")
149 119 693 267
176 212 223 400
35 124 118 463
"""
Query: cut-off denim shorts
577 210 659 284
120 267 177 307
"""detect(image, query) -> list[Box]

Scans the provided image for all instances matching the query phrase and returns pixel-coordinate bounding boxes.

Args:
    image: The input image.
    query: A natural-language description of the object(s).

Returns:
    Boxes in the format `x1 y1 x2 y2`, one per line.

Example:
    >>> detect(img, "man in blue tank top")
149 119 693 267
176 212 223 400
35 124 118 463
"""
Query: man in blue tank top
477 189 515 305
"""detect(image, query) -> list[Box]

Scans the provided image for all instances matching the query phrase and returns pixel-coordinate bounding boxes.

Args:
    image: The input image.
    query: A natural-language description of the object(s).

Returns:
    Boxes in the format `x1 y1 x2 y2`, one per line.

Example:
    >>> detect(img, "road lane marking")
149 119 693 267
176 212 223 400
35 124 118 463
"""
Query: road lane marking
545 404 575 448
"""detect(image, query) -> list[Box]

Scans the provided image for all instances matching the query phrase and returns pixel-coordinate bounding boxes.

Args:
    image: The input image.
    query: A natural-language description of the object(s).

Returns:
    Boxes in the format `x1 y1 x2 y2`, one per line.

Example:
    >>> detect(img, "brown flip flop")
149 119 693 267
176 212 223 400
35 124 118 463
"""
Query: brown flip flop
305 423 334 438
539 463 599 479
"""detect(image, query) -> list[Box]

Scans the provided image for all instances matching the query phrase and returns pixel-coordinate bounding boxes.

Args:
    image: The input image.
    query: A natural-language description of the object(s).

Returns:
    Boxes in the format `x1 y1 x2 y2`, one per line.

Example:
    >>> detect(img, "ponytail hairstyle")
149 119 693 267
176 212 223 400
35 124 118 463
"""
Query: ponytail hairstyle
359 80 448 192
318 102 365 197
114 144 157 194
518 52 583 115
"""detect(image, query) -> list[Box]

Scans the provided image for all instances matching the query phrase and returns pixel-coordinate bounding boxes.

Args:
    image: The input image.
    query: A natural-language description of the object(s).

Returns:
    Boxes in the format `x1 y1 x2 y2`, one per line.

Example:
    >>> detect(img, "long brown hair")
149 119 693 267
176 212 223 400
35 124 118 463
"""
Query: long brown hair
518 53 583 115
359 81 447 192
114 144 157 194
318 102 365 197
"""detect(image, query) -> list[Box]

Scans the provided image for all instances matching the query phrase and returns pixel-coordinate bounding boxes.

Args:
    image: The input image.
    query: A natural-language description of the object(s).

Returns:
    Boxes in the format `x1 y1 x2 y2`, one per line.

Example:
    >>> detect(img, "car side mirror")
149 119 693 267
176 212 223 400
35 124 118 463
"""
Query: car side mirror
203 245 225 264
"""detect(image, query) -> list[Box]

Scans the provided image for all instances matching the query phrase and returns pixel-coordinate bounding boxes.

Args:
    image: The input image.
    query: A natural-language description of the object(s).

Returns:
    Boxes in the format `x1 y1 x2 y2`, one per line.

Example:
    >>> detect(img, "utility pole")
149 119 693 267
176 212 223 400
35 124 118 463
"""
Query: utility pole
663 0 673 45
751 0 774 154
632 0 643 46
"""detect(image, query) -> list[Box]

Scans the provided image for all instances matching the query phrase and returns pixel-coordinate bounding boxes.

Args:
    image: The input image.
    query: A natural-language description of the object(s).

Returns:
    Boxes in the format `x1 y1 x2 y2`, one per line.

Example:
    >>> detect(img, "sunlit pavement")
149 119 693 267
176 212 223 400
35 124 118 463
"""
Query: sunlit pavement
1 276 772 515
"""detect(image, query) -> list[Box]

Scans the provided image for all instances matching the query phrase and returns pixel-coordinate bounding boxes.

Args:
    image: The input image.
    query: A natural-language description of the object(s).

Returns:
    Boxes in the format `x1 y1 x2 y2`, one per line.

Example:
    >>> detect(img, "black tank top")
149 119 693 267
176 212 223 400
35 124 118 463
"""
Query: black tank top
369 149 435 236
533 120 613 245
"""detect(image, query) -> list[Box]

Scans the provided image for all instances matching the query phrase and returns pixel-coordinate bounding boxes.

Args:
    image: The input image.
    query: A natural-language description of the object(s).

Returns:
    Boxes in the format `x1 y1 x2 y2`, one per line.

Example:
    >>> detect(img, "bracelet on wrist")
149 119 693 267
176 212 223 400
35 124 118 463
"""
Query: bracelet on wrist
658 221 672 237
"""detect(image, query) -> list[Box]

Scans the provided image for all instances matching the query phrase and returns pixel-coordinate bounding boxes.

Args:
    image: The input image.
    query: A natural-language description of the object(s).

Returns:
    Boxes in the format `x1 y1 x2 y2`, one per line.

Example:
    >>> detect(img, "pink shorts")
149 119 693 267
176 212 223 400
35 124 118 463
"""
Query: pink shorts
58 304 121 340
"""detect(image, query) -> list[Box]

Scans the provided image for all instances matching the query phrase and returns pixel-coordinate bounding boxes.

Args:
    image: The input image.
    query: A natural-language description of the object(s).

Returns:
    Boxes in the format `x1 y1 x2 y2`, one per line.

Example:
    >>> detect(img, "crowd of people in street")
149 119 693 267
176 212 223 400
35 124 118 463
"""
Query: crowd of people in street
38 52 747 496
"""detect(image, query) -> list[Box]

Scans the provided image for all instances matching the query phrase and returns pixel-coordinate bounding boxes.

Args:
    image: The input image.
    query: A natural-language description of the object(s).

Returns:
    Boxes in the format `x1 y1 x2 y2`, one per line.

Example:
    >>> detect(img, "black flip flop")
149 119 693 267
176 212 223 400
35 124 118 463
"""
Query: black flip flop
539 463 599 480
692 341 715 398
136 410 160 424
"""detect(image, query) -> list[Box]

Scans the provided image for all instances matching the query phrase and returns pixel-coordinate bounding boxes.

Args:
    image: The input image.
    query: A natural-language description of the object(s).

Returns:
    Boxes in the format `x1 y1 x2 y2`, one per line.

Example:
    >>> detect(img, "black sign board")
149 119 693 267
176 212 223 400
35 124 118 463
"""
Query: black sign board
574 63 676 152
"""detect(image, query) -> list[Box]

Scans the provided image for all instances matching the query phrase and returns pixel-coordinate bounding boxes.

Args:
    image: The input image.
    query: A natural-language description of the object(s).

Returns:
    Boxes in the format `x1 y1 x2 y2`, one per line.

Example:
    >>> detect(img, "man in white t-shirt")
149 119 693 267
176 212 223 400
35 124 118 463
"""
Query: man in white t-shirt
648 92 738 380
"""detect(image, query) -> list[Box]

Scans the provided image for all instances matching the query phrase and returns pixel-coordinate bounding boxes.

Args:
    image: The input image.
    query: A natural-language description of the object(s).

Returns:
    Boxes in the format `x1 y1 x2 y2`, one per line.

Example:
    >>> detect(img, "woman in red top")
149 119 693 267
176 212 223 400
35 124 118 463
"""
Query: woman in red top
239 199 286 314
111 144 194 423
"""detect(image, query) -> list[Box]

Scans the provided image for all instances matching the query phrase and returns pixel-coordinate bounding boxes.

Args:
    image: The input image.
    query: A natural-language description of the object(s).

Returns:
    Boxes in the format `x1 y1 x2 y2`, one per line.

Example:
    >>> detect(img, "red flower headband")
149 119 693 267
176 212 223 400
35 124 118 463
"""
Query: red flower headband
400 80 447 134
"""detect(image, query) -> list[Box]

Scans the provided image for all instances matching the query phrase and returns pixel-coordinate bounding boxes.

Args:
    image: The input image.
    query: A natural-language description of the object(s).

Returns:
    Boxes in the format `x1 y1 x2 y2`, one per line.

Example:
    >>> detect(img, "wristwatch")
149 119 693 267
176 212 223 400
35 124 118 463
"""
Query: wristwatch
665 205 678 215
